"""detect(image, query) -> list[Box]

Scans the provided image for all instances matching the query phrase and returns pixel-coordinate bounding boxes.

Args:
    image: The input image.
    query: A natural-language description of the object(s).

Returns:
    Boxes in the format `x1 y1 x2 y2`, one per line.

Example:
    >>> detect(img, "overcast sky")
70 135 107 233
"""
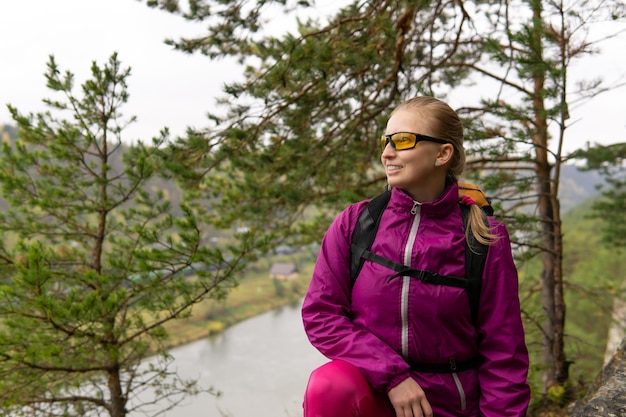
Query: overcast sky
1 0 625 153
0 0 241 142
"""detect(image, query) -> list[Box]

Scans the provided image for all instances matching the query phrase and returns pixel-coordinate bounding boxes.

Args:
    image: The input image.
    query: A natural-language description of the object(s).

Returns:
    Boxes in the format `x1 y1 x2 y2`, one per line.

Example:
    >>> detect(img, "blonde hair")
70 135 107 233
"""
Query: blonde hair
392 96 497 245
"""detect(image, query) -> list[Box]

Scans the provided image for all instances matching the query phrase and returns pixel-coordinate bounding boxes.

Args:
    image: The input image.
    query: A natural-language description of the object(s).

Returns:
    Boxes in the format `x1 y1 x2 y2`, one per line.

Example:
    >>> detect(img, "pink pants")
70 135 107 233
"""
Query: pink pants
303 360 396 417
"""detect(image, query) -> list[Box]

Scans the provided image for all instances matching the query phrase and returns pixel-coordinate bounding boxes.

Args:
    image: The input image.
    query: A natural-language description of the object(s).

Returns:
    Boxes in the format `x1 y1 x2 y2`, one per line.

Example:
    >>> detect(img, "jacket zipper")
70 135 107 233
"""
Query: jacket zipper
452 370 467 411
401 201 421 358
403 201 467 412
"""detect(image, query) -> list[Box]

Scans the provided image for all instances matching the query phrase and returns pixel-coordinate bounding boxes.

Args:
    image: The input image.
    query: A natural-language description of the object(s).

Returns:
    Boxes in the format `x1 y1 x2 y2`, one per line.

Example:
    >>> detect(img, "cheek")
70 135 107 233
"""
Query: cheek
417 148 439 166
406 152 432 168
407 155 438 179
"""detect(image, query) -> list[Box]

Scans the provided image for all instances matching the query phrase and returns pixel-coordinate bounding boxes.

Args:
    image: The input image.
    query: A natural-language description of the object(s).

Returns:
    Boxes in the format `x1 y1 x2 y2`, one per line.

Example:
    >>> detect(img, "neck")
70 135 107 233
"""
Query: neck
405 177 449 203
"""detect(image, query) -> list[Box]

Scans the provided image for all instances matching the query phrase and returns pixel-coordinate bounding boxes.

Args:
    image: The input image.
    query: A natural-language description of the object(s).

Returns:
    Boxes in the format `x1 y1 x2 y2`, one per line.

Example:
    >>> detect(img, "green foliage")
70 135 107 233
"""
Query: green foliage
520 197 625 407
575 143 626 248
0 54 264 417
272 278 287 298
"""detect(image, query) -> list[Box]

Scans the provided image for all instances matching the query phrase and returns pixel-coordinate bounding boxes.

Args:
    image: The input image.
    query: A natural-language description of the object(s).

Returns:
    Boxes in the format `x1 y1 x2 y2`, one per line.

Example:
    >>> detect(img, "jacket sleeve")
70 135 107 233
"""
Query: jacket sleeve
476 221 531 416
301 206 413 392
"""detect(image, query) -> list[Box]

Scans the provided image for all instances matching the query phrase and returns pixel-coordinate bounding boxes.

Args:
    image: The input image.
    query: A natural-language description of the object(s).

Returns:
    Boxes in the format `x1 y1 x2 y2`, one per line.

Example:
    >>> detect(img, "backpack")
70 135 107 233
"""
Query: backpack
349 183 493 324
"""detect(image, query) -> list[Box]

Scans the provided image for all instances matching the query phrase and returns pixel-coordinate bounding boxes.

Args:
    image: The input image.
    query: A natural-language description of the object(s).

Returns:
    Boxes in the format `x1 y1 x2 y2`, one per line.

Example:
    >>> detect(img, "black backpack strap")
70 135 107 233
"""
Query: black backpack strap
360 248 471 288
350 190 391 284
461 204 489 324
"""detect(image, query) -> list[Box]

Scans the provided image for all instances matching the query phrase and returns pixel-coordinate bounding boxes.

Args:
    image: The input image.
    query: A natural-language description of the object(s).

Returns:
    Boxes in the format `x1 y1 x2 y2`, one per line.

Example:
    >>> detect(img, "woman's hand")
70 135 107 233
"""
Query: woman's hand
388 377 433 417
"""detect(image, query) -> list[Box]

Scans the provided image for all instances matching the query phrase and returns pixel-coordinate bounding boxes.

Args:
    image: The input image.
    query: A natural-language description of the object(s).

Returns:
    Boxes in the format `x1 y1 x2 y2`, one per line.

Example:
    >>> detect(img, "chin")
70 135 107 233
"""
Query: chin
386 178 406 190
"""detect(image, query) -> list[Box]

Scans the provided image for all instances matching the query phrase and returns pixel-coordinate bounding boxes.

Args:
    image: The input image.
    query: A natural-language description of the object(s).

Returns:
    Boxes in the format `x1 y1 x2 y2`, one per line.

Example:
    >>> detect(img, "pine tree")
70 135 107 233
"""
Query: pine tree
0 53 262 417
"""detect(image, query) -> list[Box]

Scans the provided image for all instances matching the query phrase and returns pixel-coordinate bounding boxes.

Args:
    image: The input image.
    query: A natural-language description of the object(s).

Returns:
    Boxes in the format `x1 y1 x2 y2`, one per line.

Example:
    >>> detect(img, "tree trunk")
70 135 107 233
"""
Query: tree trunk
529 0 568 391
108 366 126 417
552 197 568 383
537 161 557 391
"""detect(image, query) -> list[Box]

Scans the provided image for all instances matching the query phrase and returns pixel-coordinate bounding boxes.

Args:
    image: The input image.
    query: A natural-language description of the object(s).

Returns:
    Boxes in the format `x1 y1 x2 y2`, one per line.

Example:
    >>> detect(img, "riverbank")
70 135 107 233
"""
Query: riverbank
163 260 315 349
154 296 326 417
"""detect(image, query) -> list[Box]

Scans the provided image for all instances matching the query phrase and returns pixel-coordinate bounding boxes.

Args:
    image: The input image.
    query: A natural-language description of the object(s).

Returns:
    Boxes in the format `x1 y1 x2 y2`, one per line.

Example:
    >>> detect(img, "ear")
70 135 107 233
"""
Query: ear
436 143 455 166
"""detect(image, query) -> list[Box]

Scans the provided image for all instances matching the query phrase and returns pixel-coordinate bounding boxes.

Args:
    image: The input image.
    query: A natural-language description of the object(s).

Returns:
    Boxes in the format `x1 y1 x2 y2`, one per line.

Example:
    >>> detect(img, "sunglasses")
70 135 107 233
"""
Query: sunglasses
381 132 450 152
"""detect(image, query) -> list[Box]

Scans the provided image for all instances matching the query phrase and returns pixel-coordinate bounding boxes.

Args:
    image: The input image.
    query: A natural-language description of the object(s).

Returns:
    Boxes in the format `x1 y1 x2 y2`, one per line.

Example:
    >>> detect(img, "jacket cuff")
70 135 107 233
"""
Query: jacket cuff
386 370 413 393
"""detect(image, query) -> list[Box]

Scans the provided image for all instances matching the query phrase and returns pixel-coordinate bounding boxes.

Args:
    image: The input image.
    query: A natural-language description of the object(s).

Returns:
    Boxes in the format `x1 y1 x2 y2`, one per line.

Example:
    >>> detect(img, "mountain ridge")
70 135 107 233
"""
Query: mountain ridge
0 124 607 215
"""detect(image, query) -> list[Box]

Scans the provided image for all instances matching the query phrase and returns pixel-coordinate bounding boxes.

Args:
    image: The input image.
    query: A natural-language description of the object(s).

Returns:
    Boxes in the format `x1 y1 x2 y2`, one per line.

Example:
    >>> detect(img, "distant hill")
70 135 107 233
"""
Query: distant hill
518 188 625 388
559 164 605 212
0 123 607 216
0 124 17 142
0 123 183 215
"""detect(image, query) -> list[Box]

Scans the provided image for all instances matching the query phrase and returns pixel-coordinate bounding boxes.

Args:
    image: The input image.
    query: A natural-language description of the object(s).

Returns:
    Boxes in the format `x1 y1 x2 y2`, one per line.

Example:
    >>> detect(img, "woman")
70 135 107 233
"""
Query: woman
301 96 530 417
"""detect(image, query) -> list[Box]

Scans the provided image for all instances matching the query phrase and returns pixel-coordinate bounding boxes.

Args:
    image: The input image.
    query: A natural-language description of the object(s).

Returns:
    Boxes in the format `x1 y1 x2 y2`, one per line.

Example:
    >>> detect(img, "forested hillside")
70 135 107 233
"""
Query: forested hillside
559 165 604 212
0 123 183 213
0 123 605 213
519 195 625 394
561 198 624 368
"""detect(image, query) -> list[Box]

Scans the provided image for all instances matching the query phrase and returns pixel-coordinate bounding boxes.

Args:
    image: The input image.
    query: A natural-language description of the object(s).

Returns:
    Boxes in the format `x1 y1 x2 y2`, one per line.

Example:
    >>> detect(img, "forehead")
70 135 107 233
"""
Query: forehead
385 108 435 136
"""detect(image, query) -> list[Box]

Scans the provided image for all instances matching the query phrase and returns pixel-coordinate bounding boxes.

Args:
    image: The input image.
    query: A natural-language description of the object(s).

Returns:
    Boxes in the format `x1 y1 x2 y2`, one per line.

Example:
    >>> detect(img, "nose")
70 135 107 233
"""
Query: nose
381 140 395 158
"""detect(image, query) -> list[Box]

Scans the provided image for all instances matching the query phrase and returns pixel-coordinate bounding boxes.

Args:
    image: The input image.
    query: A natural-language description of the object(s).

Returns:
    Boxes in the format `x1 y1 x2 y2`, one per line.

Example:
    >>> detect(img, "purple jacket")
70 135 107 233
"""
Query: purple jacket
302 183 530 416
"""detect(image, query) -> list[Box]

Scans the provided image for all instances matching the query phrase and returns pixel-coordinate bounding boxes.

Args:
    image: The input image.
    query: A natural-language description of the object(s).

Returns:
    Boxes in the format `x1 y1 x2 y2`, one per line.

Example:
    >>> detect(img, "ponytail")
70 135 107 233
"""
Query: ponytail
465 203 499 248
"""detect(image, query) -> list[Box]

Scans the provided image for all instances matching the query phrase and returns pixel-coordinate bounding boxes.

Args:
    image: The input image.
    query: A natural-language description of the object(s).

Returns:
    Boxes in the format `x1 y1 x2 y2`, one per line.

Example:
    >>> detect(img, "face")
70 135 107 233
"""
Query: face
381 108 451 201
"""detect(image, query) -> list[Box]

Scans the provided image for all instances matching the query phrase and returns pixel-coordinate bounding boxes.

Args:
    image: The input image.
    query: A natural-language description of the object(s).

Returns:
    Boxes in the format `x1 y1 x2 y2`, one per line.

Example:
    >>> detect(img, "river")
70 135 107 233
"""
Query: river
154 300 327 417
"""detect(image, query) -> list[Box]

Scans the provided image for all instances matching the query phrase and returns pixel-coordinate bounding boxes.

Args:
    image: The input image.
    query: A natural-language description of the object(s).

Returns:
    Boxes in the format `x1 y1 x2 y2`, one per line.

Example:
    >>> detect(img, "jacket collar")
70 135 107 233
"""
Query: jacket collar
388 182 459 219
